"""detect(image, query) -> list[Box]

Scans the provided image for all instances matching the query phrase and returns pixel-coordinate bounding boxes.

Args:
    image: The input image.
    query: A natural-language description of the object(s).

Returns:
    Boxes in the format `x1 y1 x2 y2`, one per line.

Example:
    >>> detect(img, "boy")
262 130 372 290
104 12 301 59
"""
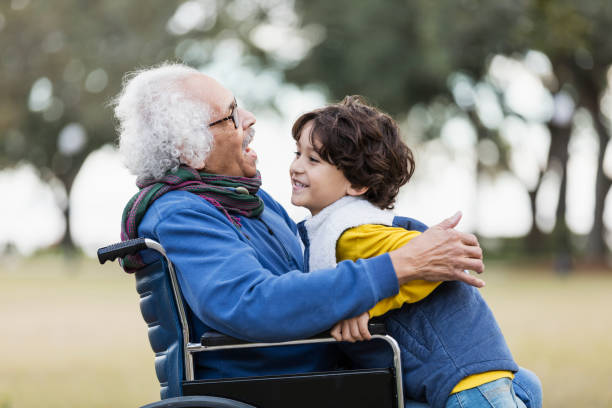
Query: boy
289 96 541 408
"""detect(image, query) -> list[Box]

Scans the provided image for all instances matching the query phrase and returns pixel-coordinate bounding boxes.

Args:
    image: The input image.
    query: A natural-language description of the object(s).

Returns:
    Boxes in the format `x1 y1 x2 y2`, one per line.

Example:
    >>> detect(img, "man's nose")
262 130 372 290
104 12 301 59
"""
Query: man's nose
240 107 256 129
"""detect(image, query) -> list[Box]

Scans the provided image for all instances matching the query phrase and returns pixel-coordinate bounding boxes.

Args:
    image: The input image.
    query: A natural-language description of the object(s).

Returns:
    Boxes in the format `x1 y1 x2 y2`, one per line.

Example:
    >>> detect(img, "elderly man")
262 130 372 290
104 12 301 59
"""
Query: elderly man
113 64 540 407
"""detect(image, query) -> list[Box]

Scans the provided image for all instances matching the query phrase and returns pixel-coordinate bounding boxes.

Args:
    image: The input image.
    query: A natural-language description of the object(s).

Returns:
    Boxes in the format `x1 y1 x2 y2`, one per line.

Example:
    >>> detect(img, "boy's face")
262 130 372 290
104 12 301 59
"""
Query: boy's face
290 121 363 216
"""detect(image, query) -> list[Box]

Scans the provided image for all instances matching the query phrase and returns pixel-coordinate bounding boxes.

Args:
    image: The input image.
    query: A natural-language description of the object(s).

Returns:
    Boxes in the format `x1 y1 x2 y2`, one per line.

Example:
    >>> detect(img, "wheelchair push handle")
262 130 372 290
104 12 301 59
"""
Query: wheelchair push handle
97 238 148 264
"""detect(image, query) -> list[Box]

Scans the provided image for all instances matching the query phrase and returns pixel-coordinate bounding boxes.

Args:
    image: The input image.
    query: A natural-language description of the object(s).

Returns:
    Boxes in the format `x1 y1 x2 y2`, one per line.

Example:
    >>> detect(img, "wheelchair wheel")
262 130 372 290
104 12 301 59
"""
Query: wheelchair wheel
140 396 257 408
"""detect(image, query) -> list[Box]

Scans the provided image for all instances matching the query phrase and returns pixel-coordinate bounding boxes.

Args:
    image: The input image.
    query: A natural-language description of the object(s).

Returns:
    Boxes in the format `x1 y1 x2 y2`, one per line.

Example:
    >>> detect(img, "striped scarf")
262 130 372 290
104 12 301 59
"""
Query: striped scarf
120 165 264 272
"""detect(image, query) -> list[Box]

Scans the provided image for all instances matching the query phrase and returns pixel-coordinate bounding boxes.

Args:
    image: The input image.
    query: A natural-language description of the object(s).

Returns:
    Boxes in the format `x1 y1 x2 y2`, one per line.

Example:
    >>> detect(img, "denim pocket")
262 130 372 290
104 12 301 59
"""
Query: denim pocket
446 378 527 408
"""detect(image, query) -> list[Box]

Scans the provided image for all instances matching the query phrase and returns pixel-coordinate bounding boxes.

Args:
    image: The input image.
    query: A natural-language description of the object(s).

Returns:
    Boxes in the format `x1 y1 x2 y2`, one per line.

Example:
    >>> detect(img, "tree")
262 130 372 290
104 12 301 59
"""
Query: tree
0 0 276 252
286 0 612 262
0 1 182 251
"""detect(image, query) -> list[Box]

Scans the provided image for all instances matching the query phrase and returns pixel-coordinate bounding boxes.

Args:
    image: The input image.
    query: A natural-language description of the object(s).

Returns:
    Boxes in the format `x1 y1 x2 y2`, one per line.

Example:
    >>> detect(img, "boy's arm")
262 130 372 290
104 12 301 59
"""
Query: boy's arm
337 224 442 317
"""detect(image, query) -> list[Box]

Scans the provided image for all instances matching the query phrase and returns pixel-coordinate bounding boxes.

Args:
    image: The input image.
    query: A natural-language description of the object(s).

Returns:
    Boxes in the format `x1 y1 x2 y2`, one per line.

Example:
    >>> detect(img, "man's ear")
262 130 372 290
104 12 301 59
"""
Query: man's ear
347 184 368 197
180 153 206 170
179 143 208 170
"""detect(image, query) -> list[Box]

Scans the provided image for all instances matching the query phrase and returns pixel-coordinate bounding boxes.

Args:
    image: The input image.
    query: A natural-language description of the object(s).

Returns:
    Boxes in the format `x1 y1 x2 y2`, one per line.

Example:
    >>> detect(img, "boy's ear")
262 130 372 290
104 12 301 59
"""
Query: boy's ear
347 184 368 197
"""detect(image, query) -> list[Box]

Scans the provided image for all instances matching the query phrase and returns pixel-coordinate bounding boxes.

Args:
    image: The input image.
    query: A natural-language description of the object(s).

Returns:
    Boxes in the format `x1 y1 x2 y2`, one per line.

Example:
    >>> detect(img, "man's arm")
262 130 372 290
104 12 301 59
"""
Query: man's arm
148 205 399 342
331 213 483 342
389 211 485 288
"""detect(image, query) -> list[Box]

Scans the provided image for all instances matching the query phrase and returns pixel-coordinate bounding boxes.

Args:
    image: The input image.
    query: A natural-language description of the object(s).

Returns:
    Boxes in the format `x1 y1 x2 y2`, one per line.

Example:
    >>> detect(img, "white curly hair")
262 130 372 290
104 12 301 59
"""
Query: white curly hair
113 63 214 182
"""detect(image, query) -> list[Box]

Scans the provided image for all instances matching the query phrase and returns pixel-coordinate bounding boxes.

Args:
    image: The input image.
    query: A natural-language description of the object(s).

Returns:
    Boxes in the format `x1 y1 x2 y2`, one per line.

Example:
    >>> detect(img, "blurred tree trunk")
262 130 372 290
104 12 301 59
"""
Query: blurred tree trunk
549 122 572 273
588 123 611 261
525 176 547 254
575 68 612 262
61 204 74 250
55 161 80 255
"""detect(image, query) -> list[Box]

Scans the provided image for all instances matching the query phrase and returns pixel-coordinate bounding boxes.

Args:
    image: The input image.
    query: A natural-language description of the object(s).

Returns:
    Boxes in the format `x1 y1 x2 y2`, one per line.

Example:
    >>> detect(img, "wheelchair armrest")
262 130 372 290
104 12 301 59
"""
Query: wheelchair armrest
201 321 387 347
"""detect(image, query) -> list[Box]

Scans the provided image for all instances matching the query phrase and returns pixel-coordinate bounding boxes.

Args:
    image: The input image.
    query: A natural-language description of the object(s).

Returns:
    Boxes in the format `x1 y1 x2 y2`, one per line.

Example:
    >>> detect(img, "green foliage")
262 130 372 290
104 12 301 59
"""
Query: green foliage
1 1 176 174
0 0 275 248
0 1 289 180
290 0 612 110
3 0 612 257
288 0 612 260
289 0 526 114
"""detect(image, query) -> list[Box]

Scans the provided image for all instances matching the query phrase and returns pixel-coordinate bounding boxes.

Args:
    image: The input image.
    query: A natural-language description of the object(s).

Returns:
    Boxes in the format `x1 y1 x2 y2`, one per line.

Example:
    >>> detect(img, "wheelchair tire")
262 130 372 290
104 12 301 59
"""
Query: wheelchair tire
140 396 257 408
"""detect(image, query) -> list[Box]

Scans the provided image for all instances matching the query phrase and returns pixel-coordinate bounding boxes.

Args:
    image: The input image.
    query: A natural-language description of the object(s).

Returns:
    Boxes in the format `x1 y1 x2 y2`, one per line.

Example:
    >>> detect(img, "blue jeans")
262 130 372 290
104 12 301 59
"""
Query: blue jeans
509 367 542 408
339 336 543 408
445 378 525 408
403 367 543 408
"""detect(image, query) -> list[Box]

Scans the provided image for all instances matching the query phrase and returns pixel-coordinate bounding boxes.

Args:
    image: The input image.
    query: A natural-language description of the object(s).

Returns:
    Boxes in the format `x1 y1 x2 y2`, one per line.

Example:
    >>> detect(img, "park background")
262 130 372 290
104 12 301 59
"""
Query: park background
1 0 611 406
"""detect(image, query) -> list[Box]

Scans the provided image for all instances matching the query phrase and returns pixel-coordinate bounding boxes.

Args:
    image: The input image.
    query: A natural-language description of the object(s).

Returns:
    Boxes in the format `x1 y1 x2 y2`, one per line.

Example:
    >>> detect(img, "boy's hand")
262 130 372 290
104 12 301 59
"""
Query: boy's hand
330 312 371 342
389 211 486 288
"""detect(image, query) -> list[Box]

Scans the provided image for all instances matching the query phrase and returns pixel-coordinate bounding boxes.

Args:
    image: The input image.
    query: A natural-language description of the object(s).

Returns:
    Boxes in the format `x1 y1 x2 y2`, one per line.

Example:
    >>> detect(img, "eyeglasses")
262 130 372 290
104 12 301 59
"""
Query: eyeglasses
208 98 239 129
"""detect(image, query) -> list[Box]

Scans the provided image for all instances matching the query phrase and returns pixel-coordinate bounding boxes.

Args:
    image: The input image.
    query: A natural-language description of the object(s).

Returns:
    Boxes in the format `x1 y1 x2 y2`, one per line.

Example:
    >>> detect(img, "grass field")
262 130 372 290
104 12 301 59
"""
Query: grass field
1 255 611 407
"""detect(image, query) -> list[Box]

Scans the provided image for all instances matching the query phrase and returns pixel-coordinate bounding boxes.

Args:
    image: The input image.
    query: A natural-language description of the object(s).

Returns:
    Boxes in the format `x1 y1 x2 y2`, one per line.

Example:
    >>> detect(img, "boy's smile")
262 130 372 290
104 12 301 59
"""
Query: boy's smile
291 179 308 192
289 121 363 216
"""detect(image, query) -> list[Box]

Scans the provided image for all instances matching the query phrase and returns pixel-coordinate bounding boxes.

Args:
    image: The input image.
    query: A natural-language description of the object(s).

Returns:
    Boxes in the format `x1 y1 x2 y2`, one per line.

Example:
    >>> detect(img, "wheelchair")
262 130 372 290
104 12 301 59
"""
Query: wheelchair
98 238 409 408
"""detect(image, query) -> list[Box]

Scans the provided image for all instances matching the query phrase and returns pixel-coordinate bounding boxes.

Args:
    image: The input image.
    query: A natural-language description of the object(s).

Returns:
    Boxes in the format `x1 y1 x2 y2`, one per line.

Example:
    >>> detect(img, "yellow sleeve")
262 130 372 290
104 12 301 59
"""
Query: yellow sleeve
451 371 514 394
336 224 442 318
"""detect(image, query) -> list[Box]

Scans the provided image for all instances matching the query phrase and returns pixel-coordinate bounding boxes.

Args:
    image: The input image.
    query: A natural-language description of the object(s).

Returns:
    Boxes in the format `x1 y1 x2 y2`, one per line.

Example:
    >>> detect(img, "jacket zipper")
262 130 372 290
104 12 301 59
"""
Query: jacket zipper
258 217 296 267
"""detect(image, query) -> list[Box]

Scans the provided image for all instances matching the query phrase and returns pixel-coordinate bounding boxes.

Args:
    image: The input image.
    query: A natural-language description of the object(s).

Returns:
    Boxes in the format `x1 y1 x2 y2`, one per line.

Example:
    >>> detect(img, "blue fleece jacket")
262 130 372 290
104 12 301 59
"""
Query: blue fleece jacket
137 189 399 379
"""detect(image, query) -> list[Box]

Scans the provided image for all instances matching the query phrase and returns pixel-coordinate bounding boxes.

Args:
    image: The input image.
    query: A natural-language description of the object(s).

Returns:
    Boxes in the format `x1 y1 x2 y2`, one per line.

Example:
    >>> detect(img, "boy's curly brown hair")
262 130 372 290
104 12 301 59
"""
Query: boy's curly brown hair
292 95 415 209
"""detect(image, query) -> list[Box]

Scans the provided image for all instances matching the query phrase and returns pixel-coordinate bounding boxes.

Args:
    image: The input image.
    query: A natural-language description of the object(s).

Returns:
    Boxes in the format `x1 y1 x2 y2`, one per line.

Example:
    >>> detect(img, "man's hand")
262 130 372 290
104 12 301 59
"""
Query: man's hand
389 211 486 288
330 312 371 343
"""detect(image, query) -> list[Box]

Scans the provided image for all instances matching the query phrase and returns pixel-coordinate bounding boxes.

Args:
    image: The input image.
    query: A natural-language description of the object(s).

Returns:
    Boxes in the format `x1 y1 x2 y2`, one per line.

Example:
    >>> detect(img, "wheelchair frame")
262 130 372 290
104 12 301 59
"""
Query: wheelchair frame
98 237 405 408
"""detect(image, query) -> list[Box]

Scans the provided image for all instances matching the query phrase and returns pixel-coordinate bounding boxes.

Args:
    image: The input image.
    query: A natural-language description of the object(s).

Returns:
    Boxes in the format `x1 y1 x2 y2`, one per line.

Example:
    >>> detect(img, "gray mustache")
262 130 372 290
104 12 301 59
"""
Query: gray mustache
242 128 255 151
